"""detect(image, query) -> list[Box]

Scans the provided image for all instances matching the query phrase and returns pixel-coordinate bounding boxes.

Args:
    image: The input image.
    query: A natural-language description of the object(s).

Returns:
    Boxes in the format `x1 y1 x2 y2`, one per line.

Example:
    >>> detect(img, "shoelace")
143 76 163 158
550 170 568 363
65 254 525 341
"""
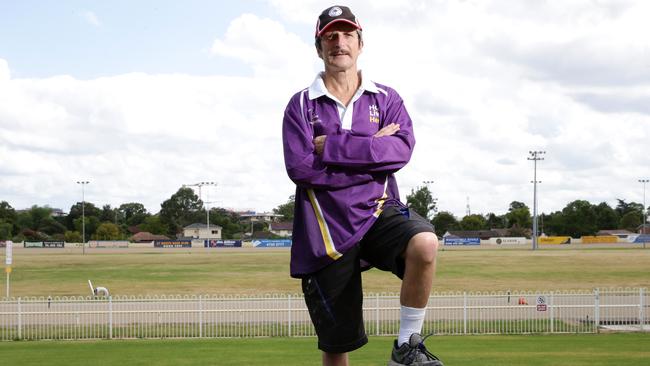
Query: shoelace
417 333 442 361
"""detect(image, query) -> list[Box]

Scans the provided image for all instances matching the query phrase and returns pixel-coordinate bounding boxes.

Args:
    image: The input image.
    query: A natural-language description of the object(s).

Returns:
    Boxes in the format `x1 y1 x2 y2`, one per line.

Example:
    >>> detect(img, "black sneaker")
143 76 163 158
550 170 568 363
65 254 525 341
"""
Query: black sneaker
388 333 444 366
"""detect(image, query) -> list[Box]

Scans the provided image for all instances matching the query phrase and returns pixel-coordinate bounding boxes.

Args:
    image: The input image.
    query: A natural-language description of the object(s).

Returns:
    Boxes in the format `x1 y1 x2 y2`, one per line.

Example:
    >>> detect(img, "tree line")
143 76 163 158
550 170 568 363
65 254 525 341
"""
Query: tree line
1 186 647 242
0 187 263 242
405 186 649 237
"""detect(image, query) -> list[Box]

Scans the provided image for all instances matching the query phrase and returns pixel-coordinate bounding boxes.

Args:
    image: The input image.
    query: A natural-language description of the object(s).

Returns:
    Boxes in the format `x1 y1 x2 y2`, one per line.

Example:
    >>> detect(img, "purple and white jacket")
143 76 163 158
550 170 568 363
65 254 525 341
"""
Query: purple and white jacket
282 73 415 277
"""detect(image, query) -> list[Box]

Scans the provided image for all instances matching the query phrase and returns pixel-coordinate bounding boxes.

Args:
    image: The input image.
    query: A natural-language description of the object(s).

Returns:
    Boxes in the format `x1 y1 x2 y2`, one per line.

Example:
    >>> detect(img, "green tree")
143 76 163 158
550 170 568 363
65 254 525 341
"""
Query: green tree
505 201 531 229
67 202 101 230
615 199 644 218
485 213 506 229
541 211 564 236
93 222 121 240
594 202 619 231
459 214 487 230
138 215 169 235
64 230 83 243
119 202 150 226
159 187 205 236
406 186 436 220
38 217 67 235
0 220 12 240
73 216 100 241
620 211 642 232
0 201 16 233
431 211 458 237
273 195 295 222
561 200 598 237
209 208 244 239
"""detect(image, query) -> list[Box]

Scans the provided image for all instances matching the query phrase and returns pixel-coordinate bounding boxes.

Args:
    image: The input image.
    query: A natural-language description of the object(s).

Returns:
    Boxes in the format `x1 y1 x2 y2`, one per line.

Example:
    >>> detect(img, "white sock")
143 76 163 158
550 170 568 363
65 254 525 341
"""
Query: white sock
398 305 426 346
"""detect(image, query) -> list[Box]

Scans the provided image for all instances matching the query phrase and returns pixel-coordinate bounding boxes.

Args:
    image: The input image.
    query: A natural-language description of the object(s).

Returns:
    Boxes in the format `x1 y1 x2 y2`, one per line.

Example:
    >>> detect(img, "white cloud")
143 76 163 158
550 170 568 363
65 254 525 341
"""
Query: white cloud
210 13 318 79
1 1 649 219
0 59 9 81
79 10 101 27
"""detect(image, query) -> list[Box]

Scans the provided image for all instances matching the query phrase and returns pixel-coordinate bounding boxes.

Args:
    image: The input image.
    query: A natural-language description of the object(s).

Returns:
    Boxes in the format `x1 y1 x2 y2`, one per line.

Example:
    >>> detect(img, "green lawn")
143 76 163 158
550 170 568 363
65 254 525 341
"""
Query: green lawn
4 247 650 297
1 333 648 366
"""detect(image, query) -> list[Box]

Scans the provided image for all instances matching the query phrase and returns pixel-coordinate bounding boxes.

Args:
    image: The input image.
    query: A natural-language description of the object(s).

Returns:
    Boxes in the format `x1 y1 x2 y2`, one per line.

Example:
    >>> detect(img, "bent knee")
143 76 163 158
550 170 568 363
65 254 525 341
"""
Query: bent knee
406 232 439 264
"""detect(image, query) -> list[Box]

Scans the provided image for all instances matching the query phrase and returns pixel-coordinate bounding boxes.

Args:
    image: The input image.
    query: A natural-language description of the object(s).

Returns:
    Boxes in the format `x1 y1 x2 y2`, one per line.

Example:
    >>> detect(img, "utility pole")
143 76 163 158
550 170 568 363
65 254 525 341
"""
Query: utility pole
640 179 649 248
528 151 545 250
76 181 90 255
183 182 217 238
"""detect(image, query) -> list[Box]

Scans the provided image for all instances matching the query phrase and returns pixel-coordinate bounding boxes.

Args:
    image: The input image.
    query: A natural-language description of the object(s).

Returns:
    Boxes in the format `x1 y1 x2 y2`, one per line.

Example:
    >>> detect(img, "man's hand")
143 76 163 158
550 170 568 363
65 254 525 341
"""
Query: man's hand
313 135 327 155
374 123 400 137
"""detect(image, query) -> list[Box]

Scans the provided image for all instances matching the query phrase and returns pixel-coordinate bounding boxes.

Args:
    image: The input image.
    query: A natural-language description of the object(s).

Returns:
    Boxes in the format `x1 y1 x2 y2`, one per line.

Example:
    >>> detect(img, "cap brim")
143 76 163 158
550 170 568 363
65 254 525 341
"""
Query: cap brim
316 19 362 37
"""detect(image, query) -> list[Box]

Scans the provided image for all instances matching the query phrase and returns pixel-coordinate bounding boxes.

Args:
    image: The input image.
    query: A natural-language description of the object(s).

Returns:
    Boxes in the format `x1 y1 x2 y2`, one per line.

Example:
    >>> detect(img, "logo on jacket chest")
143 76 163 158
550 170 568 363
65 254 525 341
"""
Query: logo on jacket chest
369 104 380 124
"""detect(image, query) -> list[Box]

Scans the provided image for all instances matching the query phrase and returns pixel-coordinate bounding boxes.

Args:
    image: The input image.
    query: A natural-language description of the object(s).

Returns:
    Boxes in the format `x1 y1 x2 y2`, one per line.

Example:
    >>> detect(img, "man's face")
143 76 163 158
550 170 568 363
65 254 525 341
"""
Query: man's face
317 22 363 72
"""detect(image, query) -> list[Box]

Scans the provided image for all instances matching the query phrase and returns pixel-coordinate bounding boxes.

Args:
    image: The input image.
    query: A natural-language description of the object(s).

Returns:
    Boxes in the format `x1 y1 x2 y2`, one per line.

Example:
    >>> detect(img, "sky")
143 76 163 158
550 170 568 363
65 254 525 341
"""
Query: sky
1 0 649 218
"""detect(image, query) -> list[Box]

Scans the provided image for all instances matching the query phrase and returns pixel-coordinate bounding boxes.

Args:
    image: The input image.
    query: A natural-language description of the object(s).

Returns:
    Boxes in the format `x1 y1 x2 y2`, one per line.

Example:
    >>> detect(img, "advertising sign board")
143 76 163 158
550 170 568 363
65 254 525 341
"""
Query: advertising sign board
252 239 292 248
154 240 192 248
443 237 480 245
205 239 243 248
539 236 571 245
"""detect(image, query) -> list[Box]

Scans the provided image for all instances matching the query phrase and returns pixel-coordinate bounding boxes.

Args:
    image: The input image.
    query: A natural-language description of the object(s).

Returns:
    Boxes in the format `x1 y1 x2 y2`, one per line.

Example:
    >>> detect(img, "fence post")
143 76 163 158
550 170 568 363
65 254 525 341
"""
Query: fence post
640 288 645 331
375 293 379 335
108 296 113 339
594 288 600 333
549 292 554 333
17 297 22 340
199 295 203 338
463 292 467 334
287 294 292 337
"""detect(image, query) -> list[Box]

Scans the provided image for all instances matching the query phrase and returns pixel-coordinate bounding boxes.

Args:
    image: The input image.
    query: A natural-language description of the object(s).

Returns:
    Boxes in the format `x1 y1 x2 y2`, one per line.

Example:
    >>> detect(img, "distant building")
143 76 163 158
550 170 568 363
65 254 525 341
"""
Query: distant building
597 229 635 238
638 224 650 235
444 230 501 240
238 211 284 222
51 208 67 217
130 232 170 243
183 223 222 239
270 222 293 237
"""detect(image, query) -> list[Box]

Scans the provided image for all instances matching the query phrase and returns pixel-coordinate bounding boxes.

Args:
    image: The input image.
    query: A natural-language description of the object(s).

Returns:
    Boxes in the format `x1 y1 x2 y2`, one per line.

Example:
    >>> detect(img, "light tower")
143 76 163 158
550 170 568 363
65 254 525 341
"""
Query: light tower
76 181 90 255
528 151 545 250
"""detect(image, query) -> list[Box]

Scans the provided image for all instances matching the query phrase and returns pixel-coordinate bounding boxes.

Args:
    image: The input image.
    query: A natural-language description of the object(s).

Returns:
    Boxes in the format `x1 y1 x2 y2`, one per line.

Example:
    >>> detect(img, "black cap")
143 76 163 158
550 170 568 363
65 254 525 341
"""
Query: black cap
315 5 362 37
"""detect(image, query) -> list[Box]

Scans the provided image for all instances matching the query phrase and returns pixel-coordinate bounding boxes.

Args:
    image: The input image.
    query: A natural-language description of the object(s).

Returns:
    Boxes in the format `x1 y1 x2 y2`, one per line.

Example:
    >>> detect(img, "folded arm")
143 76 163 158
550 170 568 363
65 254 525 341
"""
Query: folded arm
282 94 375 190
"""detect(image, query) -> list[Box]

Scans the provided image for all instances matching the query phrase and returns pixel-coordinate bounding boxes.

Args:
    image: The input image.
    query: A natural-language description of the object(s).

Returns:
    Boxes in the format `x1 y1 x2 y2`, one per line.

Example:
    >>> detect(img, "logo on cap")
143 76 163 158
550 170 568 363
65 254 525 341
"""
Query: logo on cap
328 7 343 17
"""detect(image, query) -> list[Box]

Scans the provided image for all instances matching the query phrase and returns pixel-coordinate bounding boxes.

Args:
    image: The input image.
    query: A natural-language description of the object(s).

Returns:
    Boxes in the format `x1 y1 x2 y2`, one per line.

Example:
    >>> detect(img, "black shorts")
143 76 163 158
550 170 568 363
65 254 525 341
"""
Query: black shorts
301 205 435 353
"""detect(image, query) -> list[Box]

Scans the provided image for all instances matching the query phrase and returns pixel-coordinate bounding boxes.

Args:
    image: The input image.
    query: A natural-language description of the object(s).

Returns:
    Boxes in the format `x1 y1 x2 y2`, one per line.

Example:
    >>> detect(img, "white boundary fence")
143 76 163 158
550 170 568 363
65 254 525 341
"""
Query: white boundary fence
0 288 647 341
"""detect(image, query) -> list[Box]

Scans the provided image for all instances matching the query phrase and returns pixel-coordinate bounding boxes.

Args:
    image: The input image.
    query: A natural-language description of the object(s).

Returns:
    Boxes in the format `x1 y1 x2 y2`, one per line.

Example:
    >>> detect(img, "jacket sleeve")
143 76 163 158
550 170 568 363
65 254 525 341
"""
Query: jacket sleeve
320 90 415 173
282 92 375 190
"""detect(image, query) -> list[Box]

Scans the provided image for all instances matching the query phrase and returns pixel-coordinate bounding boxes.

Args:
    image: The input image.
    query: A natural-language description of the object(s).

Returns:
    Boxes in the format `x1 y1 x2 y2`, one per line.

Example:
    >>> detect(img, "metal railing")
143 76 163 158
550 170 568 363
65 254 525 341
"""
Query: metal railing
0 288 647 341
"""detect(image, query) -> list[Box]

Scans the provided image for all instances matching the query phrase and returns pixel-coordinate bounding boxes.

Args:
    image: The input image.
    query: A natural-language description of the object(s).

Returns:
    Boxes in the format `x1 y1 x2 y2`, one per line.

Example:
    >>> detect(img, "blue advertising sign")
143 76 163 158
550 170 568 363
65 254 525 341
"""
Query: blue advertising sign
252 239 292 248
443 237 480 245
205 240 242 248
634 235 650 243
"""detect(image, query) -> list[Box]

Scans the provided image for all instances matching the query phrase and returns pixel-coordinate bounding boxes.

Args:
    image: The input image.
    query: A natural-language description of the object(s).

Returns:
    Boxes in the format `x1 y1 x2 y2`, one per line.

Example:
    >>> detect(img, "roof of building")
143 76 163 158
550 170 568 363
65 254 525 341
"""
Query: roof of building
184 223 223 229
597 229 635 235
130 232 170 242
444 230 501 239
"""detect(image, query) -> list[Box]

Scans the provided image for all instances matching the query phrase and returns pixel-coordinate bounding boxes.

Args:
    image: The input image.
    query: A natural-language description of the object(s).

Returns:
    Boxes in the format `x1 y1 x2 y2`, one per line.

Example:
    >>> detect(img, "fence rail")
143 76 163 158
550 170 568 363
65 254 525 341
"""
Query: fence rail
0 288 647 341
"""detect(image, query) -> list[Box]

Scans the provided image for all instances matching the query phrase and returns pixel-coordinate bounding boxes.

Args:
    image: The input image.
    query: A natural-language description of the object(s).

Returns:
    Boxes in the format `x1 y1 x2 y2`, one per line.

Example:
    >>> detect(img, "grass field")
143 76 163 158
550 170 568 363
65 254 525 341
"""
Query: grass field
3 246 650 297
1 333 649 365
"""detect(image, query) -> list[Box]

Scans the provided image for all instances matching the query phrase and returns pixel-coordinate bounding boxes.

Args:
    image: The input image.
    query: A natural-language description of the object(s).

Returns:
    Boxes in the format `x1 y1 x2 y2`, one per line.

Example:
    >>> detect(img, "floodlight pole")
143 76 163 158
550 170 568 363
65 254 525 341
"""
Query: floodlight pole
528 151 545 250
640 179 649 248
184 181 217 238
76 181 90 255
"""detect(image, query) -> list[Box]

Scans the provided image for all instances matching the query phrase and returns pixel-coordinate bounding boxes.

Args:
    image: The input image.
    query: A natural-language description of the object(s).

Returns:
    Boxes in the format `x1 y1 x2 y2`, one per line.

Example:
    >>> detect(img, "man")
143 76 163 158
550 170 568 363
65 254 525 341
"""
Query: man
282 5 443 366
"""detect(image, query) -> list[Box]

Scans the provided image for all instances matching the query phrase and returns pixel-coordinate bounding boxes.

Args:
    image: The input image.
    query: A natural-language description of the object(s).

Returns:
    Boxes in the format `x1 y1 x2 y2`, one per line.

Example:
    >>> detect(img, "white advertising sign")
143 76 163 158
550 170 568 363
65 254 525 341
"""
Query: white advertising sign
5 240 12 265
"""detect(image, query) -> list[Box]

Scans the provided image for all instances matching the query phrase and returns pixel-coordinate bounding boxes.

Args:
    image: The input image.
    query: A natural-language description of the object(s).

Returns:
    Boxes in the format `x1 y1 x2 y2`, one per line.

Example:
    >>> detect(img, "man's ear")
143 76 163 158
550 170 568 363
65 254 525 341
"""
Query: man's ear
316 47 323 60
